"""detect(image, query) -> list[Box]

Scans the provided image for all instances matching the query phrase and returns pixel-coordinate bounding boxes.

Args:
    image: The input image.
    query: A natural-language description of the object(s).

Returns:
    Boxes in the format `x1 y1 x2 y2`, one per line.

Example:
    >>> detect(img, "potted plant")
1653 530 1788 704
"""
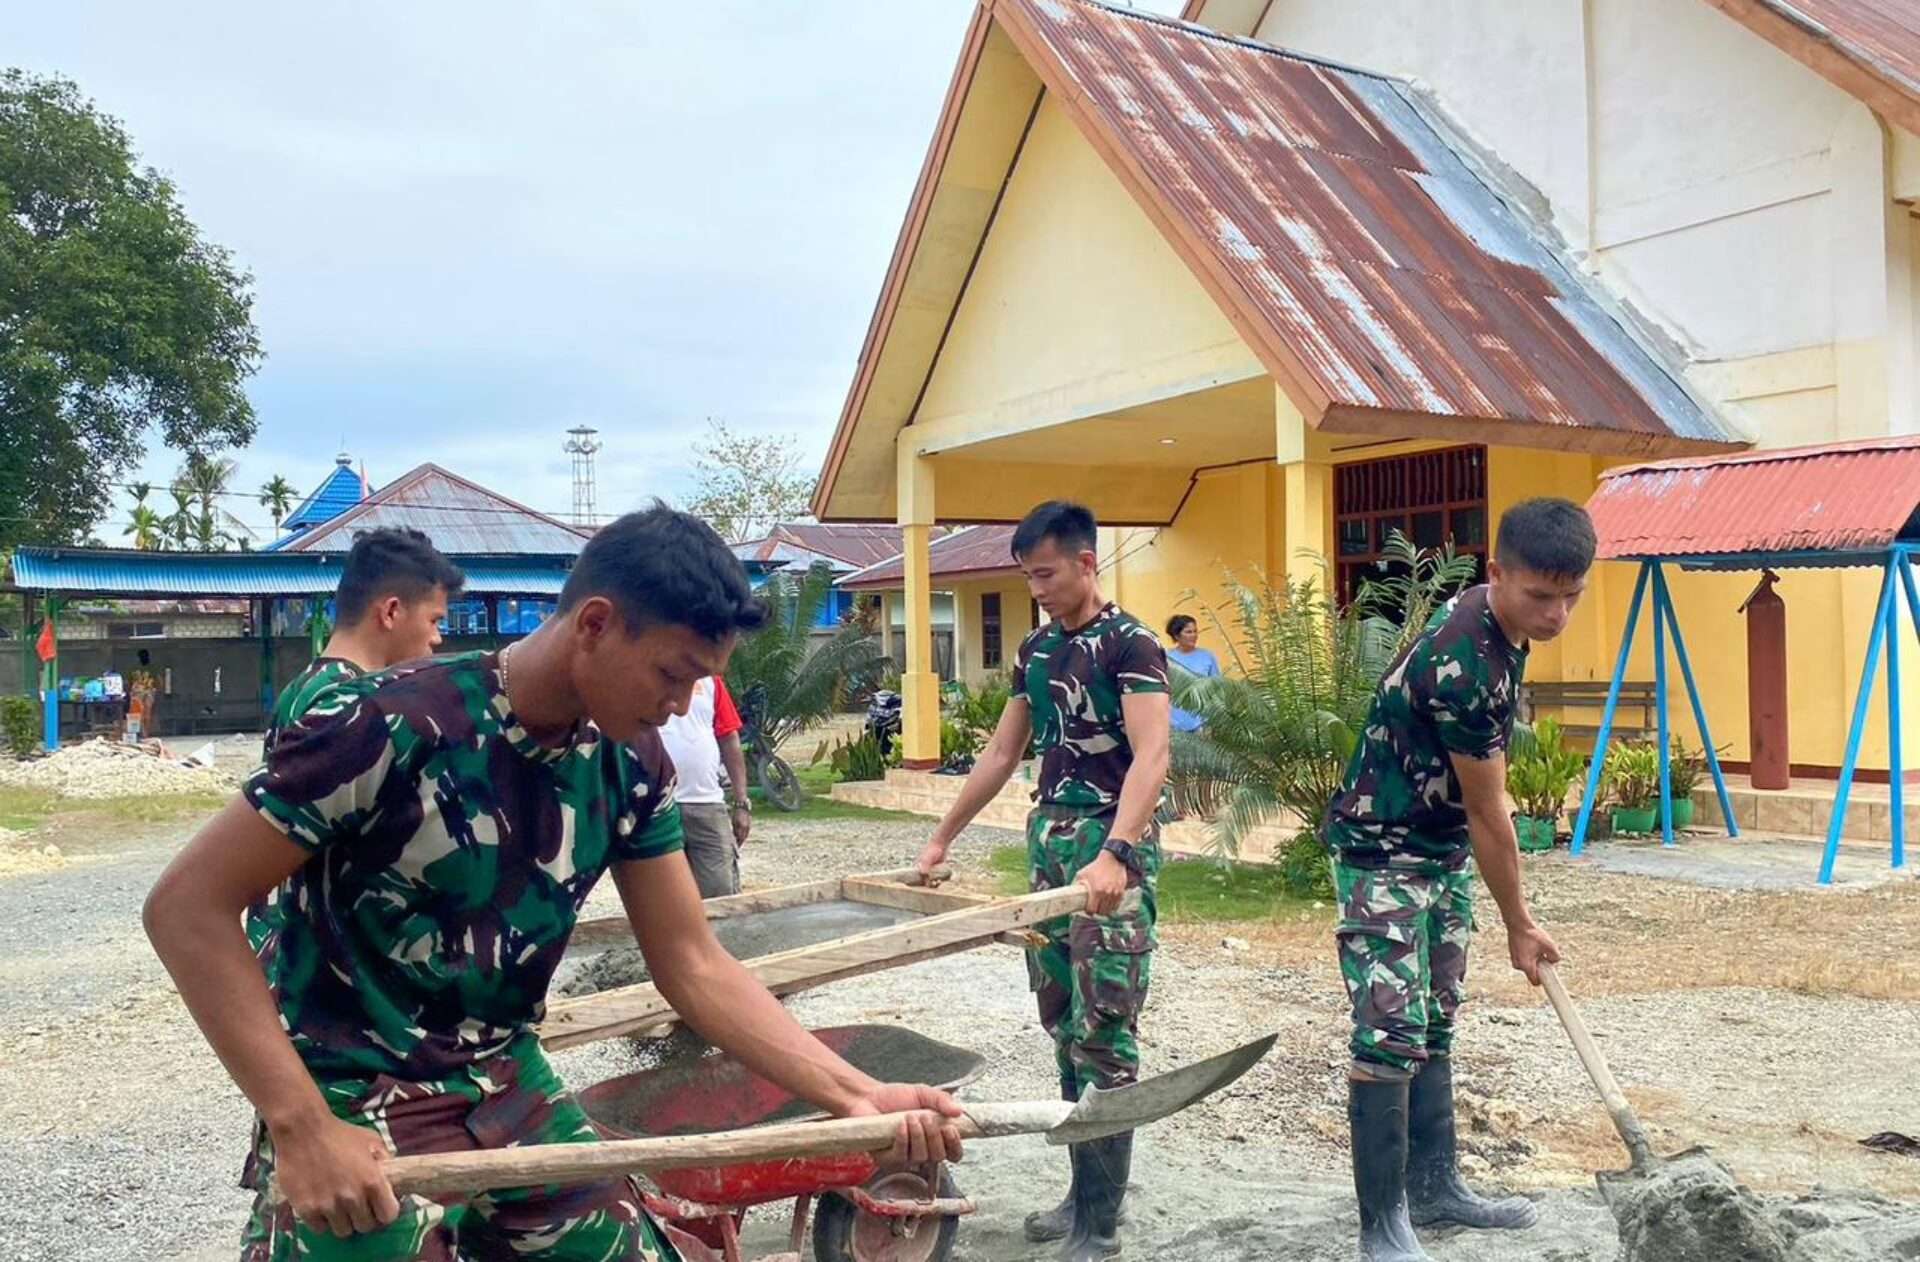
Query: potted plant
1507 718 1584 852
1603 740 1661 835
1667 736 1705 830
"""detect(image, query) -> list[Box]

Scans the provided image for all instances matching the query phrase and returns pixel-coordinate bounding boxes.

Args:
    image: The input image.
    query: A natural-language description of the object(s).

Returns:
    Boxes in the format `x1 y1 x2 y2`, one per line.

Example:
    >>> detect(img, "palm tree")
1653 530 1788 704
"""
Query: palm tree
258 474 297 530
173 452 252 551
1164 540 1477 894
163 487 195 551
126 505 163 550
725 562 890 755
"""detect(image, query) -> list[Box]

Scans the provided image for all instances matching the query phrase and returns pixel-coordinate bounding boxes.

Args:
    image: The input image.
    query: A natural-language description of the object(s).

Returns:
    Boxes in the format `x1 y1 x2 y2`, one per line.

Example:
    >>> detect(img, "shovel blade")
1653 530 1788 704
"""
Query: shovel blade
1048 1033 1277 1145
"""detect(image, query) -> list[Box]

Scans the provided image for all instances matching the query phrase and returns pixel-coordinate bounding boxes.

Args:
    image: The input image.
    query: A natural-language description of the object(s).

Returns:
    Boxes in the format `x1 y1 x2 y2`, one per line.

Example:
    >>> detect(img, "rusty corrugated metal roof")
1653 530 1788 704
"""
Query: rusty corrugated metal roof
839 526 1020 589
1586 436 1920 561
1699 0 1920 136
998 0 1742 453
772 524 910 569
281 464 591 556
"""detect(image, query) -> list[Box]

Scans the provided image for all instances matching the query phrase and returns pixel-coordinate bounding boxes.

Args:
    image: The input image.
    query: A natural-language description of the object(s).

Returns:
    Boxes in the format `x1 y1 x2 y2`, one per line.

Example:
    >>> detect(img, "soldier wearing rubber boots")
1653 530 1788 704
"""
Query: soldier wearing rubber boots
915 500 1171 1262
1325 497 1596 1262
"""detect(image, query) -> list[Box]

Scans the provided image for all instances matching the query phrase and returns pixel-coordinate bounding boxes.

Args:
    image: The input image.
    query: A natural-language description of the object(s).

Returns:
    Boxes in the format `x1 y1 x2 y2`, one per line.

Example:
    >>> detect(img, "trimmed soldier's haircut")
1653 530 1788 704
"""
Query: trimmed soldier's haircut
559 502 768 640
1011 500 1098 561
1494 498 1596 580
1165 614 1197 639
335 528 466 626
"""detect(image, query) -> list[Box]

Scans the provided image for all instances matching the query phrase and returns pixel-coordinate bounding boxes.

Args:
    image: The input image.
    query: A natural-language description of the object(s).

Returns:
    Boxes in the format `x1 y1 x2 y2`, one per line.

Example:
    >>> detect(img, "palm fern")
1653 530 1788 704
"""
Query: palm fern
1166 542 1475 891
1166 566 1396 877
725 562 889 753
1357 528 1482 663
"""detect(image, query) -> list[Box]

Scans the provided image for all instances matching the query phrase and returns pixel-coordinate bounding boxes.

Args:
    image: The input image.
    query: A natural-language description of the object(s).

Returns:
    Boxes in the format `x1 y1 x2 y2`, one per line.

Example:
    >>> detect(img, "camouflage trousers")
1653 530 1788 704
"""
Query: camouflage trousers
240 1035 678 1262
1334 860 1475 1080
1025 807 1159 1097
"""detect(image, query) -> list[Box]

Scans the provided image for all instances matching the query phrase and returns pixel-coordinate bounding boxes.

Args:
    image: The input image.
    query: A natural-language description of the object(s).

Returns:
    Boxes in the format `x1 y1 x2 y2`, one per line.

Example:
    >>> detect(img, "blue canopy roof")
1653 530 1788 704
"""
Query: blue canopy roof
273 455 367 540
7 547 571 597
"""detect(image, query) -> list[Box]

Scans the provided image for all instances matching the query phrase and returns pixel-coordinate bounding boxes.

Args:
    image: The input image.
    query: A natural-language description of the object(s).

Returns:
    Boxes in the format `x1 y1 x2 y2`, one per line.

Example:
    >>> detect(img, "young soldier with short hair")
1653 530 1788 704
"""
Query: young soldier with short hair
914 500 1171 1262
147 505 963 1262
1328 497 1596 1261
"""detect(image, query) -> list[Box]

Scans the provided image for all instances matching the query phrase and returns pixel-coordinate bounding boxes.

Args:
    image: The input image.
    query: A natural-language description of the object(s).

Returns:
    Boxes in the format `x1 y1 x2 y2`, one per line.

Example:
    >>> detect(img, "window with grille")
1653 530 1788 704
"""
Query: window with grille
1334 446 1488 606
981 593 1003 669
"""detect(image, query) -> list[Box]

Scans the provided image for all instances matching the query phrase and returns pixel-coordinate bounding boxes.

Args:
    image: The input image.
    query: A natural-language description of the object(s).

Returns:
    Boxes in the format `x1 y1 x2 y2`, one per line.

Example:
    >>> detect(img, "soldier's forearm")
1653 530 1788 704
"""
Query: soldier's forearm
1109 749 1167 843
1465 804 1533 930
143 892 330 1136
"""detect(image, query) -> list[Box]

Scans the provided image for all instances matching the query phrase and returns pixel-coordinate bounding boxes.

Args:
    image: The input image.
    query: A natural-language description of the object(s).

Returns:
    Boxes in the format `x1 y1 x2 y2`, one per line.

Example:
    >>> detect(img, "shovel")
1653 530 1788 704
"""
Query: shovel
276 1033 1277 1202
1539 963 1791 1259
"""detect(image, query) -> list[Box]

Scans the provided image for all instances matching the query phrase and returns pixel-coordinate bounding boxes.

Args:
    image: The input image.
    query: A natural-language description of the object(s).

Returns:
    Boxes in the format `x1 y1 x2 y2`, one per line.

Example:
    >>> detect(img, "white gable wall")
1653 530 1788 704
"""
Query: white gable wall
1249 0 1920 443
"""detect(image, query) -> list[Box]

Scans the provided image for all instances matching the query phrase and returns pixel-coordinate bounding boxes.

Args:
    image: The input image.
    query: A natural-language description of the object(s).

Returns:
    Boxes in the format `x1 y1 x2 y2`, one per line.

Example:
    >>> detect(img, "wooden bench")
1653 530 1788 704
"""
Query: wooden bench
1521 680 1658 746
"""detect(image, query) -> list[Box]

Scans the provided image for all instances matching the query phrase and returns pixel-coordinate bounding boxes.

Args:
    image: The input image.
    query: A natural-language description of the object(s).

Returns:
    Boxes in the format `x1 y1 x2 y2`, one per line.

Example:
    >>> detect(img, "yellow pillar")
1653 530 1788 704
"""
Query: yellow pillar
898 448 940 767
1276 387 1335 593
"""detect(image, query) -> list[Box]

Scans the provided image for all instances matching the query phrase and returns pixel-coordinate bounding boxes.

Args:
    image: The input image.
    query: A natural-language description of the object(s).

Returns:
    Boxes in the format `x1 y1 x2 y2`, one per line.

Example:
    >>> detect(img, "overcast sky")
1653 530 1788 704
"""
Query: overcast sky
4 1 1178 542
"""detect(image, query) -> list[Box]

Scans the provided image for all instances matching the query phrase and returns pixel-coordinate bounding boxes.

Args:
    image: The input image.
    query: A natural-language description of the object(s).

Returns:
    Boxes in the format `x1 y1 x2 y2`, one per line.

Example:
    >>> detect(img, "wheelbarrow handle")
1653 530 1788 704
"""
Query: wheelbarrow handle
270 1102 1075 1203
1538 962 1656 1171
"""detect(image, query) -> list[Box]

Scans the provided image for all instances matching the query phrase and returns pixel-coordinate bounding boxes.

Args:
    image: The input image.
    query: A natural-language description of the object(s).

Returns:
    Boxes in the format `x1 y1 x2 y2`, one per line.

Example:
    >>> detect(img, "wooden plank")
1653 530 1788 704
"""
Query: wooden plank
540 886 1096 1050
566 867 942 953
840 879 992 916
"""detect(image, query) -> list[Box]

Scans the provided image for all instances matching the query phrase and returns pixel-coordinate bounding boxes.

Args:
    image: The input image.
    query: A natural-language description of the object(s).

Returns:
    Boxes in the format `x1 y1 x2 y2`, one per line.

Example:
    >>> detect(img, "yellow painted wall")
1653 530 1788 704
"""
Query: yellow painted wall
1078 439 1920 772
909 94 1264 455
949 576 1036 686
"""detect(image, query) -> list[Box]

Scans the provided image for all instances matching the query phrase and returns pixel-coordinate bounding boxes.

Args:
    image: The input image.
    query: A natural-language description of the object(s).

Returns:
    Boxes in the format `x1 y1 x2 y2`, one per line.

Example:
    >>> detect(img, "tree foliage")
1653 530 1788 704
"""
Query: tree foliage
0 69 261 551
725 562 888 752
683 419 813 544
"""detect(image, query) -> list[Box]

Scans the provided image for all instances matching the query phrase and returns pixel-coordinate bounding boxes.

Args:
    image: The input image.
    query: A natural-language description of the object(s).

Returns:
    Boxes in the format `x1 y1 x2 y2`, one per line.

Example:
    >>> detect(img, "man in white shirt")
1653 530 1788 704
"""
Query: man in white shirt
659 675 753 897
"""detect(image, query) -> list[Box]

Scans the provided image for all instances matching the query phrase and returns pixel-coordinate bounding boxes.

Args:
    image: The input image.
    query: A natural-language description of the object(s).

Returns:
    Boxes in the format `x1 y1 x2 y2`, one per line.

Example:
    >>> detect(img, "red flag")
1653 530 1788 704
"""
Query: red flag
34 618 55 663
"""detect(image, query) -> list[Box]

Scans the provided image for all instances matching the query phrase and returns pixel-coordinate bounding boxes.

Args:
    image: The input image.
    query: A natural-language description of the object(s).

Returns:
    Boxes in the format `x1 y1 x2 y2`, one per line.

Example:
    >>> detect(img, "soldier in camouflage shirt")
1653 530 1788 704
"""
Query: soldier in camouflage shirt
916 502 1169 1262
1327 499 1594 1262
247 528 462 967
147 507 965 1262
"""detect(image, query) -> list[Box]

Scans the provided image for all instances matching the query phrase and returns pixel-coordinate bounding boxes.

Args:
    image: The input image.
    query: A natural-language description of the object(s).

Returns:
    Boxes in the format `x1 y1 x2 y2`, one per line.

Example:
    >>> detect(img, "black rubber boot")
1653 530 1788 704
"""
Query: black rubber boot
1350 1079 1434 1262
1025 1077 1082 1243
1406 1059 1538 1230
1058 1130 1131 1261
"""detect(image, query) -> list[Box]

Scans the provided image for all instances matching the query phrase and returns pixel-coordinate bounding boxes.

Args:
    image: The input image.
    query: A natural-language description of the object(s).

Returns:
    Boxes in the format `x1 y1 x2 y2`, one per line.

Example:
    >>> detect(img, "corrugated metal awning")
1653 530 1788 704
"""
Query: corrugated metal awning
1001 0 1743 454
7 548 573 597
1586 436 1920 566
840 526 1020 590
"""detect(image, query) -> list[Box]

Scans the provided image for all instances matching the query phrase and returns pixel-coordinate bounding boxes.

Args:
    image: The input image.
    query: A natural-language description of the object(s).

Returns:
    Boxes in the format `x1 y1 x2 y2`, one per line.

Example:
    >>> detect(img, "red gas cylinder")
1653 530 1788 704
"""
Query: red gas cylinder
1740 571 1789 790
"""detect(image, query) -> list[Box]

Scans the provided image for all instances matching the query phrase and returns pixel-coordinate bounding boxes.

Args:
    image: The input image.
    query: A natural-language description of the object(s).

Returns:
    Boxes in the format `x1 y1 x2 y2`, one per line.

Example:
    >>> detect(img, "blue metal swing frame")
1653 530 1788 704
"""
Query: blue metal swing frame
1570 545 1919 884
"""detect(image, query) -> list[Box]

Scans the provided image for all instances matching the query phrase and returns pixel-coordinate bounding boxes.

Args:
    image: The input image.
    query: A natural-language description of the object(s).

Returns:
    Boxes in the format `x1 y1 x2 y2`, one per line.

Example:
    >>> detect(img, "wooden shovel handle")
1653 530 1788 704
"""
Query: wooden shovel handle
273 1101 1071 1203
1538 962 1655 1171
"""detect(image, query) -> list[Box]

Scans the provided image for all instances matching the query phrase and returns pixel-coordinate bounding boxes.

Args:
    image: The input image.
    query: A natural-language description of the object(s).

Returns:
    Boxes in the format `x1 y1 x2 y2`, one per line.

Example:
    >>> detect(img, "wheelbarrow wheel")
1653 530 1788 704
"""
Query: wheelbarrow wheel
813 1167 960 1262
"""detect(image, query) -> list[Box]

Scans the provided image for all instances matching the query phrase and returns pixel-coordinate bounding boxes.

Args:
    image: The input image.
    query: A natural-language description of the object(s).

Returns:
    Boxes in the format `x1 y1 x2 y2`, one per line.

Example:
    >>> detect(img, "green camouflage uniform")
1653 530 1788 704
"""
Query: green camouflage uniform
1015 603 1168 1096
236 650 684 1261
1324 586 1525 1079
246 656 364 960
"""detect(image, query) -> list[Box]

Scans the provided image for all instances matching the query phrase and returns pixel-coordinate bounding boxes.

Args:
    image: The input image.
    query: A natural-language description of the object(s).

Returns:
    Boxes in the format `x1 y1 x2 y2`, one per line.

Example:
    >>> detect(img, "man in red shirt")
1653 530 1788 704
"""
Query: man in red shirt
660 675 754 897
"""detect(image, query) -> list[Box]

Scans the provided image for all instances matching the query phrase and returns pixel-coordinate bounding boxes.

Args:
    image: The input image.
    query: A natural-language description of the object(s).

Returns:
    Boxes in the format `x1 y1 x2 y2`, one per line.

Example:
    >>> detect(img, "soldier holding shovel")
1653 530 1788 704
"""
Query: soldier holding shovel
1327 497 1596 1261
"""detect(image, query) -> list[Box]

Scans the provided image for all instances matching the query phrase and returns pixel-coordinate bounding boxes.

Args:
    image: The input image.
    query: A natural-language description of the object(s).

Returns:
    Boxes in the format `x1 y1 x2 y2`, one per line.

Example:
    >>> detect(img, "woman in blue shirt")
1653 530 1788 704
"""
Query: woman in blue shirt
1165 614 1220 732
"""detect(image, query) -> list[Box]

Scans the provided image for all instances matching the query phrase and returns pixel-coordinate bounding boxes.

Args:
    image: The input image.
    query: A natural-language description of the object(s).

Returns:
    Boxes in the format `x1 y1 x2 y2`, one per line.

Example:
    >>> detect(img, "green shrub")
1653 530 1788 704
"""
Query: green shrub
829 733 889 782
1603 740 1661 811
1506 717 1585 821
0 696 38 759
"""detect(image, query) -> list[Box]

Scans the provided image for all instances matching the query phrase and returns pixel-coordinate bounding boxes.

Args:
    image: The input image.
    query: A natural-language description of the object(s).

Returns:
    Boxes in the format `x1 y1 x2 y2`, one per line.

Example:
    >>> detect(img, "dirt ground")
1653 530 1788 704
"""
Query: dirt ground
0 784 1916 1261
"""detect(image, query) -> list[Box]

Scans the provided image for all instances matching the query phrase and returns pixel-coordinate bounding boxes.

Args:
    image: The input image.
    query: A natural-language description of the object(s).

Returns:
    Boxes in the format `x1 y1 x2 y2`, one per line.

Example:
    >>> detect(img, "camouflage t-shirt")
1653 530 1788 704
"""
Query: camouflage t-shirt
1325 585 1527 870
241 650 683 1080
246 656 366 959
1014 603 1169 812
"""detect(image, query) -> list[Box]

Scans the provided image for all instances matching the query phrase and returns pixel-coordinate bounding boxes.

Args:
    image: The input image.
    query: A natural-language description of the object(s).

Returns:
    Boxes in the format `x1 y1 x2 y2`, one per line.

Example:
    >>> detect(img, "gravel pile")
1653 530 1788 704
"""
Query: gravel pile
0 740 235 800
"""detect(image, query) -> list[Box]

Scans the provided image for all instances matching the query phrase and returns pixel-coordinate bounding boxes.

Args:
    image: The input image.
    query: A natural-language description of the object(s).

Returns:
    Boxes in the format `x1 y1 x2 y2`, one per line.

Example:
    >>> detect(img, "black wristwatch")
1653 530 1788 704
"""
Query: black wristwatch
1101 837 1141 873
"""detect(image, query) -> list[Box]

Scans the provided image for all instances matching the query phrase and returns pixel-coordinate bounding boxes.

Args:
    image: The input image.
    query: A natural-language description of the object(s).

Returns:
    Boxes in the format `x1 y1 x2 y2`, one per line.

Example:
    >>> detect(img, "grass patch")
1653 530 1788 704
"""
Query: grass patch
0 787 57 832
0 786 230 834
986 844 1317 923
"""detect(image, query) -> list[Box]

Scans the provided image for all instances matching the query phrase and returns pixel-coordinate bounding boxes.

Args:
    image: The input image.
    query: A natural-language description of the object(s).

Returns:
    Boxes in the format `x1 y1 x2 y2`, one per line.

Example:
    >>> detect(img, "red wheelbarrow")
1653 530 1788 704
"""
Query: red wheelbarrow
576 1025 985 1262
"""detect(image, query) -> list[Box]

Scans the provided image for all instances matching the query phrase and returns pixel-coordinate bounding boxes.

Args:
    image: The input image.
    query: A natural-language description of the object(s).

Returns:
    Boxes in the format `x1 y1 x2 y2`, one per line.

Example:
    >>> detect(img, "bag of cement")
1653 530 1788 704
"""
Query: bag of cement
182 741 219 769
